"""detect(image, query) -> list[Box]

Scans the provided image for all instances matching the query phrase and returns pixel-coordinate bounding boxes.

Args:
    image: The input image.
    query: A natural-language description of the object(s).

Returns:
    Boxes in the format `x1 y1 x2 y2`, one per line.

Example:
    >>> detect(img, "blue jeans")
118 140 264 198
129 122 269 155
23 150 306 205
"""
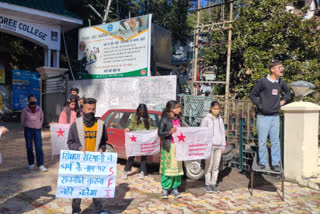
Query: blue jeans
24 127 44 167
257 115 280 166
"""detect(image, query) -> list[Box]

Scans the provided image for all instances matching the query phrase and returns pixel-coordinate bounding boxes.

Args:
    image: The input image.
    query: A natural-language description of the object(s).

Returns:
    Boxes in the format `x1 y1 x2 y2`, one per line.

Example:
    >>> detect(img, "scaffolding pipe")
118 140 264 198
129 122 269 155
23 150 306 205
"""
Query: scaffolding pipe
192 0 201 95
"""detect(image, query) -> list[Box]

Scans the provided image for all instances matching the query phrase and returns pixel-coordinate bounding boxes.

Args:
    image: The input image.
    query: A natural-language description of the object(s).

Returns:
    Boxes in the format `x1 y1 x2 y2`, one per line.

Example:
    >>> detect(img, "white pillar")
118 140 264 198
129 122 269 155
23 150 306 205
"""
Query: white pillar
48 49 52 67
281 102 320 182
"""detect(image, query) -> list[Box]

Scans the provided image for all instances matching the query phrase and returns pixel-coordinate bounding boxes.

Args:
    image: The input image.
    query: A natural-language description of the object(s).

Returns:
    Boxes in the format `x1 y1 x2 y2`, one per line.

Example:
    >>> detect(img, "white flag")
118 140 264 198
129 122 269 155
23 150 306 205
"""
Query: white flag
173 127 213 161
125 130 160 157
50 124 71 156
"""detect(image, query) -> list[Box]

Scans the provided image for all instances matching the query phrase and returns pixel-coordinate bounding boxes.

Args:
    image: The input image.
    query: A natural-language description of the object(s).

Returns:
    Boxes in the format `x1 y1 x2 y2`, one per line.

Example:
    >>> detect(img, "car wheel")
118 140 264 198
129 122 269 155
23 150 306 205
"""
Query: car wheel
184 160 205 180
106 144 115 153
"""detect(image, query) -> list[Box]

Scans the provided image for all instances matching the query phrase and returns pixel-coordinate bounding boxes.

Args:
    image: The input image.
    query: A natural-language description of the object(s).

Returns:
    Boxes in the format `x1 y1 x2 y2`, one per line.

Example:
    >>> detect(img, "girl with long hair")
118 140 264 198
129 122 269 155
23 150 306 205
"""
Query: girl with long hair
158 100 188 199
201 101 226 193
59 95 81 124
123 104 154 180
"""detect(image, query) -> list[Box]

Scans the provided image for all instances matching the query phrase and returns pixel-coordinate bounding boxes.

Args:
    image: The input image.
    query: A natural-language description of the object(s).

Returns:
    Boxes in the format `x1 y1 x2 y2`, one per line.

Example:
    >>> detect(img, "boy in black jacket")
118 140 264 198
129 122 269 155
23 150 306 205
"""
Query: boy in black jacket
249 60 291 172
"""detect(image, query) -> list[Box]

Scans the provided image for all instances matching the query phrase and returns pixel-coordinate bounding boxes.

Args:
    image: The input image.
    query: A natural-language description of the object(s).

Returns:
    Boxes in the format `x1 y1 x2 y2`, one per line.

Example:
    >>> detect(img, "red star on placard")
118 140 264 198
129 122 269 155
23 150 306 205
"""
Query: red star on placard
177 133 186 142
56 128 64 137
130 135 137 142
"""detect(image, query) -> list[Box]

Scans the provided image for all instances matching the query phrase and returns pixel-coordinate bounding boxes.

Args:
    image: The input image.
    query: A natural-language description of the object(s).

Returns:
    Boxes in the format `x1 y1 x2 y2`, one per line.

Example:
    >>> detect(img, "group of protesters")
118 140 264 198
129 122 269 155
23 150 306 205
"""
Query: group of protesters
8 60 290 214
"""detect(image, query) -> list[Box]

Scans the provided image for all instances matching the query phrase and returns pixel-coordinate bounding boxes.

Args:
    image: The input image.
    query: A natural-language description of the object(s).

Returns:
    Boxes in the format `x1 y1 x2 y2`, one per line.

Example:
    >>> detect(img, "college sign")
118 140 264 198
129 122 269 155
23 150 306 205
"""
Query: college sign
0 14 60 50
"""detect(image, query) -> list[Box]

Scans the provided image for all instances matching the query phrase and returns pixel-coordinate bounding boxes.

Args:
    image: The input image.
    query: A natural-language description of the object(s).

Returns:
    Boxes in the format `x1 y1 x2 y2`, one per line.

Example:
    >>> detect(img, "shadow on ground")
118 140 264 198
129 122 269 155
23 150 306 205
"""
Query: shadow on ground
0 186 55 214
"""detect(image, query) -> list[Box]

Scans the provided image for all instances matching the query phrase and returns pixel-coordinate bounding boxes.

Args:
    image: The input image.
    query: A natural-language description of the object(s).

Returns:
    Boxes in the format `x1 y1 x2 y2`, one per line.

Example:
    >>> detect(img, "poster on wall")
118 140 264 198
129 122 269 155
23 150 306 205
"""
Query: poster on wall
12 70 40 111
77 15 152 79
0 64 5 84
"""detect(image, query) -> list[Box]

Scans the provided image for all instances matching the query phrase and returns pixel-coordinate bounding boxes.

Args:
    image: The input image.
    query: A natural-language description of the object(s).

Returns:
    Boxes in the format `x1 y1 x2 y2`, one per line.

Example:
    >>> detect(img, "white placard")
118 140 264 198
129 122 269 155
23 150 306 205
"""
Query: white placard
56 150 117 198
68 75 176 117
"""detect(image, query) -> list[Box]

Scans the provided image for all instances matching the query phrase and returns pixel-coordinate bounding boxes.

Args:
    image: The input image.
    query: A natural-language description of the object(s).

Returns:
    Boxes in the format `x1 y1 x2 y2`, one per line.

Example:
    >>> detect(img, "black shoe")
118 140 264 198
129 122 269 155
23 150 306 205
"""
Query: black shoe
257 164 265 170
273 165 281 172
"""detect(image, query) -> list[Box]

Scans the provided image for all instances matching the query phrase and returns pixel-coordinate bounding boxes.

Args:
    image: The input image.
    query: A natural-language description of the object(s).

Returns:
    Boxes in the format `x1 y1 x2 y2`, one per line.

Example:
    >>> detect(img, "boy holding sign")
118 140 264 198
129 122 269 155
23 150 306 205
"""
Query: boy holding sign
67 97 108 214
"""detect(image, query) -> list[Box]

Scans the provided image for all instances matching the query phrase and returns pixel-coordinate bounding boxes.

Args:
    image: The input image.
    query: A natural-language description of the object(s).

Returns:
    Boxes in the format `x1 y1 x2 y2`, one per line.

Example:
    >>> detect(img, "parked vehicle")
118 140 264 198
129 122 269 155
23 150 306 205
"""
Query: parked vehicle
100 109 233 180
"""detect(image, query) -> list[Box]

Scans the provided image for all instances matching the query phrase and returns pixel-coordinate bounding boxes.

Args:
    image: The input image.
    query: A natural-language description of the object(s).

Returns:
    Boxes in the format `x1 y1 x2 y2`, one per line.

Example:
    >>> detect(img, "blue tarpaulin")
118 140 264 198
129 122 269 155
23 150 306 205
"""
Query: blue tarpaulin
12 69 40 111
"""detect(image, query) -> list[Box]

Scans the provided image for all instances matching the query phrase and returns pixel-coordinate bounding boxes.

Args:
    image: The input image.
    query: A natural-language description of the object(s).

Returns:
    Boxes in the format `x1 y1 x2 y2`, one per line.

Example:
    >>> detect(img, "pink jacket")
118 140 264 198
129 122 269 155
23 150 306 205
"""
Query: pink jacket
21 106 44 129
59 110 77 124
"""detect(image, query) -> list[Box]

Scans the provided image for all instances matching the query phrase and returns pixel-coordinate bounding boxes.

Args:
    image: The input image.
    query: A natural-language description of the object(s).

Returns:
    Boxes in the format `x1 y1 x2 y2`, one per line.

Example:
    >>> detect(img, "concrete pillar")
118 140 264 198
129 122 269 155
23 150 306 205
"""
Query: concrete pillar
44 49 48 66
48 49 51 67
281 102 320 183
56 50 60 68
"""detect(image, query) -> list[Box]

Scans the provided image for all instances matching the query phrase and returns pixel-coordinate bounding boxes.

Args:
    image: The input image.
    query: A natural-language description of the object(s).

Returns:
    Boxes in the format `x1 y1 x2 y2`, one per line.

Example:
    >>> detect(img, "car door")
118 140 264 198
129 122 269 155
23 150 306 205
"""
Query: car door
107 111 133 159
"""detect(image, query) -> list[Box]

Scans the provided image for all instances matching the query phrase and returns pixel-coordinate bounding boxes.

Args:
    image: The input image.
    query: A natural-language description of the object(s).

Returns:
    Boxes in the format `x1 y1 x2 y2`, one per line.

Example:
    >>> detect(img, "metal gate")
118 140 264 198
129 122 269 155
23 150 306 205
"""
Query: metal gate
42 74 68 126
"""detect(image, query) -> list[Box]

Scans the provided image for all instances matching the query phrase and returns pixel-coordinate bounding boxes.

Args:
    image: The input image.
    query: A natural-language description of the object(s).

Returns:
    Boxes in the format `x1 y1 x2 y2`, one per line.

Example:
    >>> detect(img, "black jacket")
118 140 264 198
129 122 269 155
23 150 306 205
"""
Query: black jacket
158 116 188 152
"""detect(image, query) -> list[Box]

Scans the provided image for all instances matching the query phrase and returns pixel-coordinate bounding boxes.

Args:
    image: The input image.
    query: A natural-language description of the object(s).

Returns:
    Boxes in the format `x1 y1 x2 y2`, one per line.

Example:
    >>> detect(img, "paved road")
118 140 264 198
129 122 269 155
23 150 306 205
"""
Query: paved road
0 122 319 213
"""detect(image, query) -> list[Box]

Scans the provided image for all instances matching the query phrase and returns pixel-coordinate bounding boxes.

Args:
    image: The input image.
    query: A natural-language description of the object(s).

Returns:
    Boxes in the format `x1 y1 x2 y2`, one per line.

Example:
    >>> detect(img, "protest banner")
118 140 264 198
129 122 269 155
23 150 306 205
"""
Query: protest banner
56 150 117 198
125 130 160 157
173 127 213 161
50 124 71 156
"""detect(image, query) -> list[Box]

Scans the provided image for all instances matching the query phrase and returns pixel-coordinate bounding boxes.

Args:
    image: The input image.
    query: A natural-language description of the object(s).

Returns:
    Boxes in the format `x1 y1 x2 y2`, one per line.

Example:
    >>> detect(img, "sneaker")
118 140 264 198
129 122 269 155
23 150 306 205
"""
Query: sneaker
28 164 34 170
97 211 109 214
211 185 220 193
139 171 145 179
257 164 265 170
161 189 168 199
273 165 281 172
205 185 213 193
122 171 128 180
171 188 182 198
39 165 47 172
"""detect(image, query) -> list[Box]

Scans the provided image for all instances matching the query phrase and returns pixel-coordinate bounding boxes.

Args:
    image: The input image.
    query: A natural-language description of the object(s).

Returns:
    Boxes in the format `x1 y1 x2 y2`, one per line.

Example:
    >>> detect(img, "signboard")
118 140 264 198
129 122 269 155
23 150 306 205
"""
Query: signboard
56 150 117 198
50 124 71 156
0 14 61 50
173 127 213 161
0 64 5 84
68 75 176 117
125 130 160 157
77 15 152 79
12 70 40 111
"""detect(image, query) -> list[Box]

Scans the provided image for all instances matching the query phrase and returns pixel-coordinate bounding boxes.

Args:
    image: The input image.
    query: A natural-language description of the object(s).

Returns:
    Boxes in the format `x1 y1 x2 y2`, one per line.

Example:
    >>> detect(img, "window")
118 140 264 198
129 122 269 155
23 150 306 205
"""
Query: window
149 114 160 128
108 112 132 129
103 111 115 126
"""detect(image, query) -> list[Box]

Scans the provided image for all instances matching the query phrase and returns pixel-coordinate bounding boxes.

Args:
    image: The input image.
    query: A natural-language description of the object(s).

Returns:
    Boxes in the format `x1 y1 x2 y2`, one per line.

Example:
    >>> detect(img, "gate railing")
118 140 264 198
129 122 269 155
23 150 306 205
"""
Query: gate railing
178 94 284 171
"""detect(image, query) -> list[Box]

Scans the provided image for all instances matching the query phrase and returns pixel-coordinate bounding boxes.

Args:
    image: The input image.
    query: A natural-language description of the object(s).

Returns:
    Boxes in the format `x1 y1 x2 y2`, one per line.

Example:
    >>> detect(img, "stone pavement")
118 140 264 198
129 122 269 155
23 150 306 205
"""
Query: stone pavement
0 122 319 214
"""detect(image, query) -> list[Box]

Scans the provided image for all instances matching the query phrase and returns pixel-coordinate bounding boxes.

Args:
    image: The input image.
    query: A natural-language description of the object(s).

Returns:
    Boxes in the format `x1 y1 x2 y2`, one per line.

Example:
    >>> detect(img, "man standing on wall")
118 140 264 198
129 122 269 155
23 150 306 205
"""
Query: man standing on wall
249 60 291 172
67 97 108 214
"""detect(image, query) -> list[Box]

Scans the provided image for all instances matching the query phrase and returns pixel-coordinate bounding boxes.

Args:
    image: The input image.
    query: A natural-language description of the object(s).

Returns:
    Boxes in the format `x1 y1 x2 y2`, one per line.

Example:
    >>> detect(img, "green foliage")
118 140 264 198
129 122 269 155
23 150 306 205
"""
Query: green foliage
201 0 320 103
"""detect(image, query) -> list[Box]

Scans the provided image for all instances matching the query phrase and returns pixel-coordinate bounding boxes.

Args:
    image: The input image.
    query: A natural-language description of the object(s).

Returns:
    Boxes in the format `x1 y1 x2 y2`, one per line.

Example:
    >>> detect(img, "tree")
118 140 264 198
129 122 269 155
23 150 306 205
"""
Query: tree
201 0 320 102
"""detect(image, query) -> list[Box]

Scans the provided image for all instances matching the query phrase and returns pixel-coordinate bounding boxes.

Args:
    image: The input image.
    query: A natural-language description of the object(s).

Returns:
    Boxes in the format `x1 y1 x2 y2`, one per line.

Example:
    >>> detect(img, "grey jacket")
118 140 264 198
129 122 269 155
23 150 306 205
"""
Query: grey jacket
200 113 226 149
67 117 107 152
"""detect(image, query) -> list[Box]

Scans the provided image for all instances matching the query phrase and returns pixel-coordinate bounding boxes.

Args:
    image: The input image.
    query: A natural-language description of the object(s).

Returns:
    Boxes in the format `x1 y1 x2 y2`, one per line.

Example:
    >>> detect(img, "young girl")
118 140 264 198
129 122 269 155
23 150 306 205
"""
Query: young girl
201 101 226 193
21 95 47 172
123 104 154 180
158 100 188 199
59 95 81 124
